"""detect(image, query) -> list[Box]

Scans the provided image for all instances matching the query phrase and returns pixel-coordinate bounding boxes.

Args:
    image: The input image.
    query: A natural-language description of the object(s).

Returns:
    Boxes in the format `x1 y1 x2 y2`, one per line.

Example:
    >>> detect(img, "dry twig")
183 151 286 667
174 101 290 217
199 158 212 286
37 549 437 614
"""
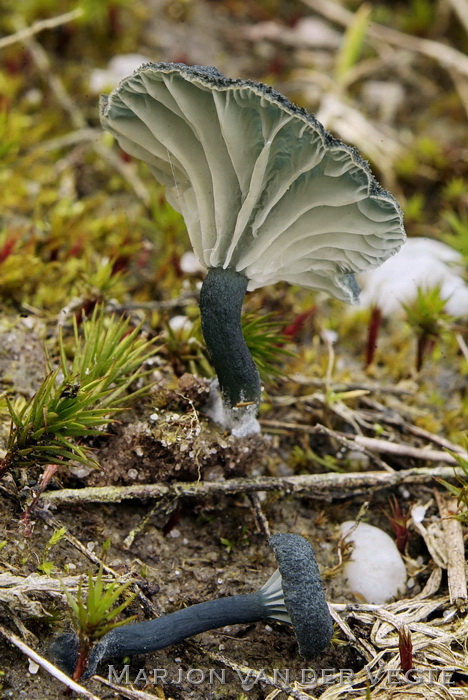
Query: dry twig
261 420 466 464
302 0 468 76
37 511 163 618
0 9 83 49
41 465 461 506
434 492 468 610
0 623 103 699
95 674 162 699
12 19 150 205
248 492 272 538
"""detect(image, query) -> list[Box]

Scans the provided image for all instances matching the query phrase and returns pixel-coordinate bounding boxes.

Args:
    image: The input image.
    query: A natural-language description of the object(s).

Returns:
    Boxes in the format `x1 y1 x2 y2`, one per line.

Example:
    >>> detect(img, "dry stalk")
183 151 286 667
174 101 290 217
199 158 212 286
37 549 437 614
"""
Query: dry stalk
434 492 468 609
95 674 164 699
262 420 466 464
248 492 272 538
0 623 103 699
448 0 468 33
0 9 83 49
11 19 150 205
37 511 163 618
301 0 468 76
41 465 462 506
202 647 316 700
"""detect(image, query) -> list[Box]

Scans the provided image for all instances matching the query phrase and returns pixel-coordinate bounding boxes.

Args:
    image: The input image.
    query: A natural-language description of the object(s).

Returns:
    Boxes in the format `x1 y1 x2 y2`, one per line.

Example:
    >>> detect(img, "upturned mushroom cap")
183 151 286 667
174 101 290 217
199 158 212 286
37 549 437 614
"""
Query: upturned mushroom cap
269 533 332 659
100 62 405 302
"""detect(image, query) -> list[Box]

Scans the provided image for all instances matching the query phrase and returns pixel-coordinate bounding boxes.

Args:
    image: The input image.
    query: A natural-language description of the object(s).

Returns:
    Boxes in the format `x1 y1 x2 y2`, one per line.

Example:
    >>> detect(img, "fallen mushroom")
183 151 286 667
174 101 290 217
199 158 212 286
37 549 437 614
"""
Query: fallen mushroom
49 533 332 678
100 62 405 435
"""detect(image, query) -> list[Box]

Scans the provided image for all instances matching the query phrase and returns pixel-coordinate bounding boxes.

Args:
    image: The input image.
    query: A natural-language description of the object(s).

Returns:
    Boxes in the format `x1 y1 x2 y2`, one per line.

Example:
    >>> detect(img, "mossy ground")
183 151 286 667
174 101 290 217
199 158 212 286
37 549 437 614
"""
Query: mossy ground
0 1 467 699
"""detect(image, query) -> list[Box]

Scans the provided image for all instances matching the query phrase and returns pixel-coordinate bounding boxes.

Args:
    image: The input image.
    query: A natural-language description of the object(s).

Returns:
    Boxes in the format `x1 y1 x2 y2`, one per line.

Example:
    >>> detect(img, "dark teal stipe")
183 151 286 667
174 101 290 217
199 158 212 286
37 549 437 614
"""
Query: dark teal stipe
199 267 261 408
50 593 268 679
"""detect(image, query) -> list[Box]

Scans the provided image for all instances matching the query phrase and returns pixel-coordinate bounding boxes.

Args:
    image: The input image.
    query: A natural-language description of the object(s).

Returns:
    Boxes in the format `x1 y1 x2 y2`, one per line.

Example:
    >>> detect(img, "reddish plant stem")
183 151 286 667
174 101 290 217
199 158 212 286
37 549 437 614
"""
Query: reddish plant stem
416 333 436 371
365 305 382 367
72 644 89 682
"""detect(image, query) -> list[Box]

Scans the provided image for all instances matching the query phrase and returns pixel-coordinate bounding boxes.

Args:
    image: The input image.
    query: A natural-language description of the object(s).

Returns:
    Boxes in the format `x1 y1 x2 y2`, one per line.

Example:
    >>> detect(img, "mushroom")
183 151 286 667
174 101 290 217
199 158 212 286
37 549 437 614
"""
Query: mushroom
100 62 405 435
49 533 332 678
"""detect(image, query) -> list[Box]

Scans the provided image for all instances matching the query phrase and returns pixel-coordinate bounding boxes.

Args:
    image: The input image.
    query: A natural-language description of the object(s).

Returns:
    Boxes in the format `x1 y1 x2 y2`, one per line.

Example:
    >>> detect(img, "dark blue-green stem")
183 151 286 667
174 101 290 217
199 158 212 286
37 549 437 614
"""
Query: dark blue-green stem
50 592 269 679
200 267 261 409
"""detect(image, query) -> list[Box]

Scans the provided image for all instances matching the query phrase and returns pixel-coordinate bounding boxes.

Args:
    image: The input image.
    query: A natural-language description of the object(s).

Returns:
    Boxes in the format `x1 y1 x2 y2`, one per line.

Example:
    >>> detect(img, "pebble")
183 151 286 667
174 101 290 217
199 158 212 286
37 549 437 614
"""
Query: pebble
340 521 407 604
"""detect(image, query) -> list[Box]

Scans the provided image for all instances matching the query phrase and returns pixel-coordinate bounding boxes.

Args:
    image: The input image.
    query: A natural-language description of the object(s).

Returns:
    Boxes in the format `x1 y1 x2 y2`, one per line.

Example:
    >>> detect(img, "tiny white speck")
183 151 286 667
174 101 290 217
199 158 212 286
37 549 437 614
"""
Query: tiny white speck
28 660 39 674
443 608 457 622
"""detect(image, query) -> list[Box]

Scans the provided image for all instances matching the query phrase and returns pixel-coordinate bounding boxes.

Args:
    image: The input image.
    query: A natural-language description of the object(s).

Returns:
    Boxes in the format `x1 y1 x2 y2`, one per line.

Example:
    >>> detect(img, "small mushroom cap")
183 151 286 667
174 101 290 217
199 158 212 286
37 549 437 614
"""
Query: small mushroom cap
100 62 405 303
269 533 332 659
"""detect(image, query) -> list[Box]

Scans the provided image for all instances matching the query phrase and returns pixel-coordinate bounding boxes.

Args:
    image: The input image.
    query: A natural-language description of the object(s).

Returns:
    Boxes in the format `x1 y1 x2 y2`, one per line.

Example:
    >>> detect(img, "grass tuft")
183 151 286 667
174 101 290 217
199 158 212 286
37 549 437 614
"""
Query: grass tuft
0 305 158 477
61 562 137 680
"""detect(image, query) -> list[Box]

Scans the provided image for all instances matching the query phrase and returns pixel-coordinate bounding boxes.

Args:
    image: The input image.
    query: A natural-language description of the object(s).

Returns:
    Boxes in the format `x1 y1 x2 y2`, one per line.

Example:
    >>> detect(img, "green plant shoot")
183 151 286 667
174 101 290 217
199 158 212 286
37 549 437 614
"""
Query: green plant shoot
0 305 158 478
335 3 372 86
61 563 137 680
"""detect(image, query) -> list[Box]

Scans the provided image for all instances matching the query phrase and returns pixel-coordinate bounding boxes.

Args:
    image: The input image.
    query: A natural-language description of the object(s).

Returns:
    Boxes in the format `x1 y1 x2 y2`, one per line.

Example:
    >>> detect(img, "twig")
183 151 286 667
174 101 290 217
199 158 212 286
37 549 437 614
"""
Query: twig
288 375 415 396
112 294 199 312
41 465 461 506
95 675 161 699
301 0 468 76
0 572 103 595
248 493 271 538
122 500 162 550
328 605 375 662
0 624 102 700
38 510 162 617
31 127 101 153
359 397 466 454
311 422 395 472
455 331 468 361
434 492 468 610
261 420 466 464
448 0 468 34
0 9 83 49
352 434 466 463
202 647 315 700
13 20 150 205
